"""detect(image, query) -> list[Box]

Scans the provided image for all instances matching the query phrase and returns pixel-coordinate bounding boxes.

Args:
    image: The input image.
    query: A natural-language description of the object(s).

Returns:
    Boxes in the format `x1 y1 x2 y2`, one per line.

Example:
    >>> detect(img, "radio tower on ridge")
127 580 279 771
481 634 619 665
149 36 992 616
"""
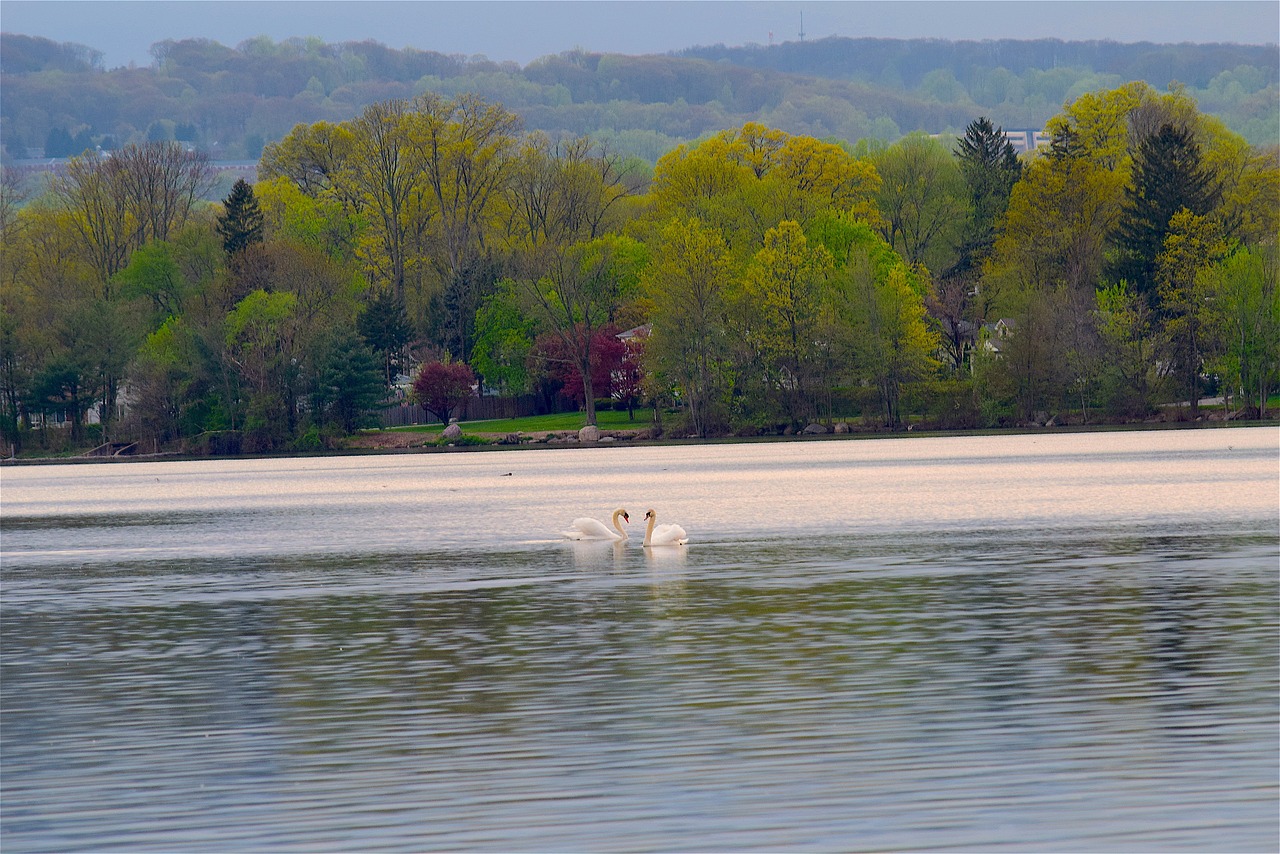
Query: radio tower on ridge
798 11 806 42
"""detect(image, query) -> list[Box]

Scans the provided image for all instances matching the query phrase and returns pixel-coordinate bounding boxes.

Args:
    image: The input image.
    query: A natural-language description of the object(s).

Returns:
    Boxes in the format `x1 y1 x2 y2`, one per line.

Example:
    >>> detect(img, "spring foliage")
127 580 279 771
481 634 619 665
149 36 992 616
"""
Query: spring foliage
2 82 1277 455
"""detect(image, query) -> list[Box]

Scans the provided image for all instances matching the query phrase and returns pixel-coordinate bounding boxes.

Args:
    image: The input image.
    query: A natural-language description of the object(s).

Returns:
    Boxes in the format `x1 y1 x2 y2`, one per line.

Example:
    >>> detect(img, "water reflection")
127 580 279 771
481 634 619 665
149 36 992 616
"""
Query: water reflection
643 543 687 570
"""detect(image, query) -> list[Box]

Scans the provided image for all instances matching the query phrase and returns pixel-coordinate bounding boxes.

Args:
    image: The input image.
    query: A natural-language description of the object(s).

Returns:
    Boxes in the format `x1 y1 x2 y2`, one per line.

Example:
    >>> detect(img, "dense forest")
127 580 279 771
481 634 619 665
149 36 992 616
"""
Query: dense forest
1 66 1276 457
1 32 1277 170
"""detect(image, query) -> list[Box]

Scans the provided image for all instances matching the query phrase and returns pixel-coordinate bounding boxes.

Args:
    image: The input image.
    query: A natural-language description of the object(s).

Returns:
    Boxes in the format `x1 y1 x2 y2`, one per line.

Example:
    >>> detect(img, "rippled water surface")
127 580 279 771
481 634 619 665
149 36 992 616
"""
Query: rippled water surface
2 428 1277 852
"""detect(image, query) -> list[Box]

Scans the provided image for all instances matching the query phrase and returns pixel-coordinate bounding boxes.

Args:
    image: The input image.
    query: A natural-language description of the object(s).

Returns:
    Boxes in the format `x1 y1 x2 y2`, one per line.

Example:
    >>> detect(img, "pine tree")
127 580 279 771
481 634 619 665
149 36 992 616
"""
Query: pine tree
1045 123 1085 162
216 178 264 256
312 335 386 434
1112 123 1220 302
357 288 413 389
950 117 1023 279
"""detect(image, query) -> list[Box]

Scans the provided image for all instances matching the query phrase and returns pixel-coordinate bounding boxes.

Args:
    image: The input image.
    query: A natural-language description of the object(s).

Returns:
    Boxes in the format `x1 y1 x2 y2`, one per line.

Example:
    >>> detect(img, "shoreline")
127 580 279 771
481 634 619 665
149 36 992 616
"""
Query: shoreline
3 419 1275 467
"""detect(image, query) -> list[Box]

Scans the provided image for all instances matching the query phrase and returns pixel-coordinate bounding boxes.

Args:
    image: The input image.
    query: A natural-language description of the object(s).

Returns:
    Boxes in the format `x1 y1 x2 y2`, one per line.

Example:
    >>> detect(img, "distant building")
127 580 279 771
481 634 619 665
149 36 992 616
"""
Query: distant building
980 318 1018 357
932 129 1049 155
616 324 651 342
1001 129 1051 154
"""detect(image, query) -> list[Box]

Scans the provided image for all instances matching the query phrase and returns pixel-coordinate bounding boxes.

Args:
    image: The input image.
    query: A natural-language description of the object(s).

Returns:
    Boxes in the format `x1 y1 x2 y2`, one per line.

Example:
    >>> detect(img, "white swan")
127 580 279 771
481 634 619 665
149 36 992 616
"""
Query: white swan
562 508 630 540
642 508 688 546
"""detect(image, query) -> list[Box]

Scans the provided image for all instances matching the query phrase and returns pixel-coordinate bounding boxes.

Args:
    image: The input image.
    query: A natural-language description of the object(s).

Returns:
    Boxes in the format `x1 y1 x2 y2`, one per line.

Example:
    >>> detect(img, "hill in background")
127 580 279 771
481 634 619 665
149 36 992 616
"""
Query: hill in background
2 31 1276 166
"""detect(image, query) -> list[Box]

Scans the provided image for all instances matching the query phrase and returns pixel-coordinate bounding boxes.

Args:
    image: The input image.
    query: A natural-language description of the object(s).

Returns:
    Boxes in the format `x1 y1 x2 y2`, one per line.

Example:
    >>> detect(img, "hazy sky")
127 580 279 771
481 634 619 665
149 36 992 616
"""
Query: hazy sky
4 1 1278 69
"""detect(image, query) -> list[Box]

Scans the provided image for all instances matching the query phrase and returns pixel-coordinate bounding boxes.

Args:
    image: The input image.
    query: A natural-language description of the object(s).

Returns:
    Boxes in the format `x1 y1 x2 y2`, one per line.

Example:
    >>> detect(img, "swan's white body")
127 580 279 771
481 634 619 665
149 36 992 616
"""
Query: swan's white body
643 508 688 546
562 508 630 540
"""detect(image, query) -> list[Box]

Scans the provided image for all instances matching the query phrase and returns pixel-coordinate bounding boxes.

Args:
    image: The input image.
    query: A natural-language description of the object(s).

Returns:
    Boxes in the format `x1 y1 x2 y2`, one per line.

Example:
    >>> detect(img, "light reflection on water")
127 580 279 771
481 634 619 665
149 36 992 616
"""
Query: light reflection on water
2 428 1277 852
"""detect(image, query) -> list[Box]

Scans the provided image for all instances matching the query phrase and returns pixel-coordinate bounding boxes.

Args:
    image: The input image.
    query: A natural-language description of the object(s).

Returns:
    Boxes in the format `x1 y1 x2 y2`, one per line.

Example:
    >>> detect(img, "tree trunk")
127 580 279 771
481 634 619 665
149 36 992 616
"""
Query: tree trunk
580 357 596 426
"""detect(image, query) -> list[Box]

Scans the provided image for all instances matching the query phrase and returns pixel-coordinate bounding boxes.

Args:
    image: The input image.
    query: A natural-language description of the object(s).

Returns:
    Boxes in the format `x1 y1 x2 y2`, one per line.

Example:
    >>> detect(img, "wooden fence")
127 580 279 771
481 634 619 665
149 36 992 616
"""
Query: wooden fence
378 394 562 427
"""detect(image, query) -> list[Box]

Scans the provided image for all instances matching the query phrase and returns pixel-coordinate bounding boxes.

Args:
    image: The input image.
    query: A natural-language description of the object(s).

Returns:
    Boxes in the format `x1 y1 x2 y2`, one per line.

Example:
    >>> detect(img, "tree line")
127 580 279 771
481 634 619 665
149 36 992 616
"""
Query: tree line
1 81 1276 456
2 32 1275 170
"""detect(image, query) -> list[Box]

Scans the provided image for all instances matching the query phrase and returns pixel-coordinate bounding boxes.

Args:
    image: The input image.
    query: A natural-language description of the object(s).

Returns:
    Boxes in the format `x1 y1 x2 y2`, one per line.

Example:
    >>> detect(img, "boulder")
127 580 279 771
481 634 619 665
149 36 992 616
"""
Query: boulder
578 425 601 442
442 422 463 440
833 421 850 434
802 423 828 434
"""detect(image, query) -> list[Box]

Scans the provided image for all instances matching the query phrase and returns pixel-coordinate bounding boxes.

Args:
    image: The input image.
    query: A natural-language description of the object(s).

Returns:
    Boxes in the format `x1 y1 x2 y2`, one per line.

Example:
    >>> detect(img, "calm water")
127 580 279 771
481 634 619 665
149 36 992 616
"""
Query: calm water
2 428 1277 852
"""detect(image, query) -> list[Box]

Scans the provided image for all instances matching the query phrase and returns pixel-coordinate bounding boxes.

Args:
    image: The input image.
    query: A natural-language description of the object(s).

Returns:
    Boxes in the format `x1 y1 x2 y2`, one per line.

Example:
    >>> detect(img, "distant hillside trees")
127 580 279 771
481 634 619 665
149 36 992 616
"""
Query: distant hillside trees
2 32 1275 168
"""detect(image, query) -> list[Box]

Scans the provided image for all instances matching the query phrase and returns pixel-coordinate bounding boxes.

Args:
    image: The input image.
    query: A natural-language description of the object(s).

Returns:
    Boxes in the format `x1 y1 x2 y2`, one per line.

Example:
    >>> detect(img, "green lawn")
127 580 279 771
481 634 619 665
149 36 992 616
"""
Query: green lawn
383 408 650 435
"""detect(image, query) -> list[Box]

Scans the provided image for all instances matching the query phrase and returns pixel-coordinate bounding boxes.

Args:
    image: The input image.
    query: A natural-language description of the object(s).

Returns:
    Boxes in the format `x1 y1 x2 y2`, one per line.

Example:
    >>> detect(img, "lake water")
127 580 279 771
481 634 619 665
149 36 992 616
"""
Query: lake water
2 427 1277 852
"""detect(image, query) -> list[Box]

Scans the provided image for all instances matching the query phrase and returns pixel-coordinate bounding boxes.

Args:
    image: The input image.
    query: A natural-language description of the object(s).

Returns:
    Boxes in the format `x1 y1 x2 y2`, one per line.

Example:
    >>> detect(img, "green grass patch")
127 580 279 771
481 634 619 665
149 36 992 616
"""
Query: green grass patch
383 408 649 435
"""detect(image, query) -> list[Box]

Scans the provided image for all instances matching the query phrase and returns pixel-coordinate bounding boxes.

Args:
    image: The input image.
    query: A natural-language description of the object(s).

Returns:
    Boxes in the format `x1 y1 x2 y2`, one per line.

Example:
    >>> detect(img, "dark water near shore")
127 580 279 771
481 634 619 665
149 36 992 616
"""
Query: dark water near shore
2 428 1277 852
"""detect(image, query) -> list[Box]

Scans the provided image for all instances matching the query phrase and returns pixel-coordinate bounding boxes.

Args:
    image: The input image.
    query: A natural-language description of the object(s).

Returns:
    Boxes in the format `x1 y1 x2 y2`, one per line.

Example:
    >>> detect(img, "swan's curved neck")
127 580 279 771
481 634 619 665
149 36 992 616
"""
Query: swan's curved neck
643 512 656 546
612 509 629 539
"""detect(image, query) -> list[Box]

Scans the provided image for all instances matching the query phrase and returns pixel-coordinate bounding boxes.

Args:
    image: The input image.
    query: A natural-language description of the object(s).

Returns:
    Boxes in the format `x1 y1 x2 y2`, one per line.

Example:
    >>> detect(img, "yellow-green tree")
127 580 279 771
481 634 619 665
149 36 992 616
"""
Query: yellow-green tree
1156 209 1228 415
224 288 298 449
734 219 833 425
1093 281 1164 416
641 216 735 437
506 133 640 252
1204 244 1280 417
50 142 216 294
872 131 968 272
501 134 646 422
261 96 522 360
340 100 426 306
259 120 352 196
983 82 1273 423
824 219 939 429
987 130 1126 311
1215 143 1280 249
647 129 756 253
1045 82 1151 172
254 175 360 258
763 134 882 233
649 122 881 259
411 93 522 359
5 192 147 443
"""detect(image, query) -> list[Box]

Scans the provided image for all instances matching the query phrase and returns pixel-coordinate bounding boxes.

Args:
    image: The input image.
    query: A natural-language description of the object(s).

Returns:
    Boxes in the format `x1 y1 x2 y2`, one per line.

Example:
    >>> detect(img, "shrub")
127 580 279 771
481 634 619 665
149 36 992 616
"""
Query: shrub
907 379 982 430
434 434 491 447
294 424 324 452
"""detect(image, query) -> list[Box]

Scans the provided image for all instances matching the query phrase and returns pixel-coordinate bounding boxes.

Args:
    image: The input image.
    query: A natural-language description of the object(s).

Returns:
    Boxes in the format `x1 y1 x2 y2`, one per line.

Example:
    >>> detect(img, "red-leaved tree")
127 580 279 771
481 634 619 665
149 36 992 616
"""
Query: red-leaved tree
613 332 647 419
535 324 634 410
411 360 475 425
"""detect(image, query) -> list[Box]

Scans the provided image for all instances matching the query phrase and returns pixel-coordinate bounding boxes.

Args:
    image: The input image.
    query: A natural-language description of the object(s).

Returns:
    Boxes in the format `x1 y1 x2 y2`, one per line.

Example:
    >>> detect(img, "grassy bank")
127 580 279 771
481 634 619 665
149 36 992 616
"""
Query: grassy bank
5 402 1276 462
378 409 652 436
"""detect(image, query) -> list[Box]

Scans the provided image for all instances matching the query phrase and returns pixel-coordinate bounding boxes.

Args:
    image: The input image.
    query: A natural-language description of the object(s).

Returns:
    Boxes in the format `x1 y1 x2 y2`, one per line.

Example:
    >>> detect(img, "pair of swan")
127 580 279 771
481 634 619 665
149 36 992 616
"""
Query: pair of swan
561 508 688 546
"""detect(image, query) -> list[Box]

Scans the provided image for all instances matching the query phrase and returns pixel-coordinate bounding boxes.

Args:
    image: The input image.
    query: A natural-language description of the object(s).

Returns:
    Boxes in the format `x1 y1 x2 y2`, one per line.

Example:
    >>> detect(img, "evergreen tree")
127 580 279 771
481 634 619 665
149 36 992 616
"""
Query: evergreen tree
1111 123 1220 302
951 117 1023 279
312 335 386 434
216 178 264 256
1045 123 1085 162
356 288 414 389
